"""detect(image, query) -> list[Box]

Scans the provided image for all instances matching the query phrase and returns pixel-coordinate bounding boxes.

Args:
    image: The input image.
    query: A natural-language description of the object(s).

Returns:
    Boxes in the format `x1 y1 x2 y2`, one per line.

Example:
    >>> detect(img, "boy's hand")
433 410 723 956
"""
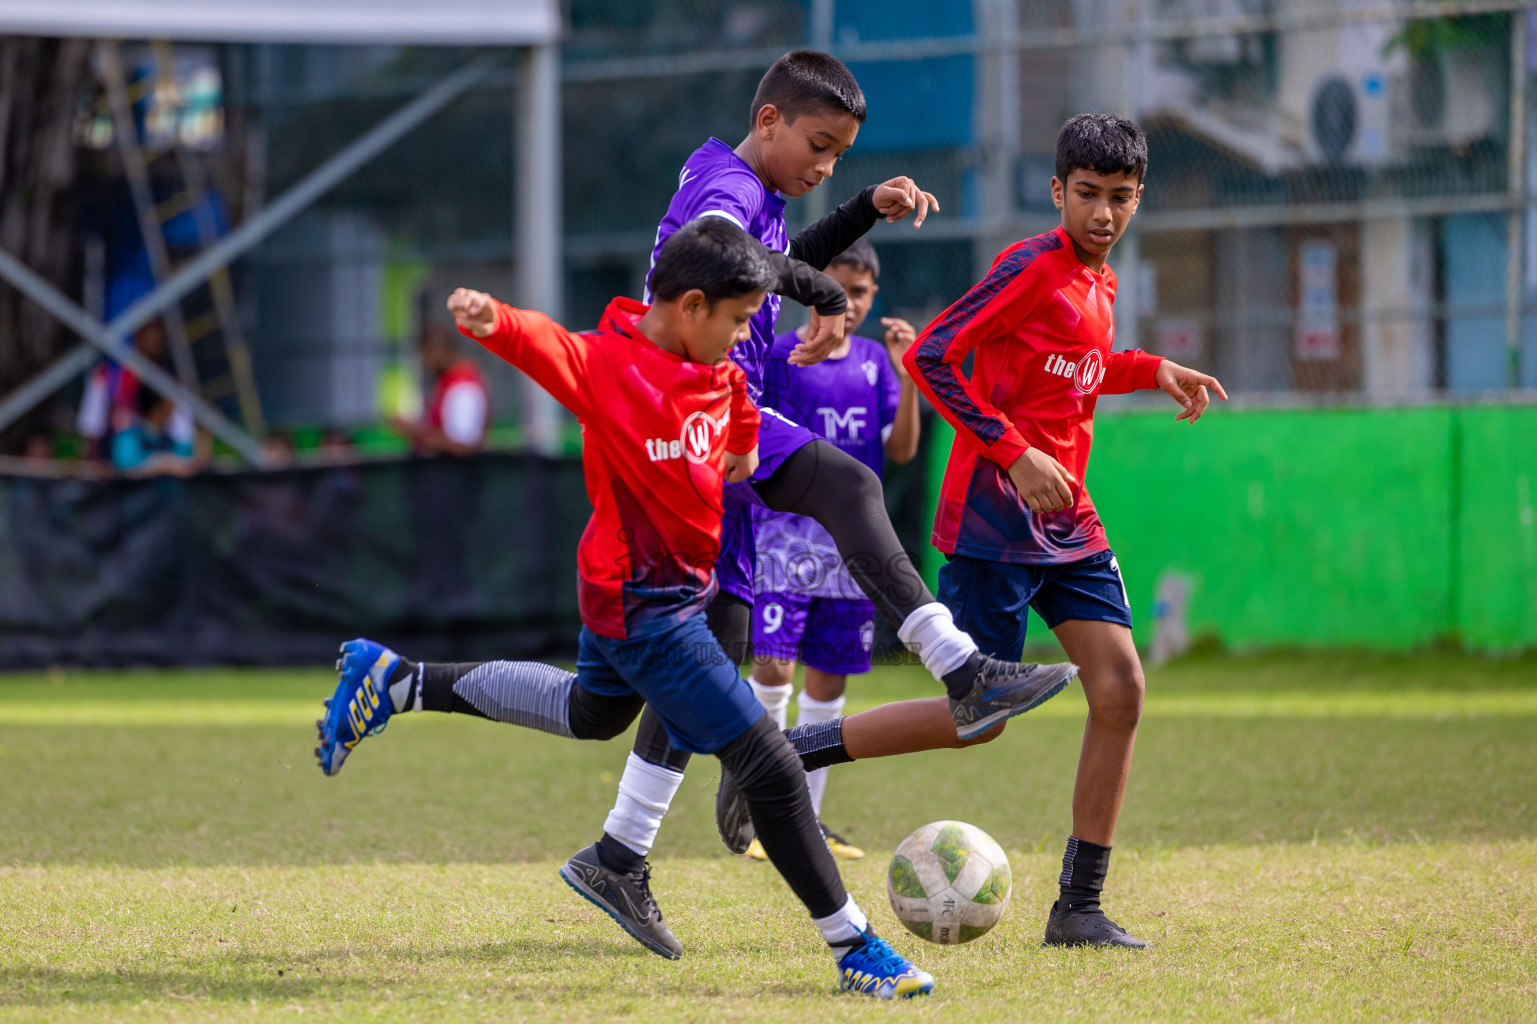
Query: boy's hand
1007 448 1079 514
789 308 847 366
724 445 759 483
447 288 498 337
1155 359 1229 423
882 317 918 381
872 177 940 228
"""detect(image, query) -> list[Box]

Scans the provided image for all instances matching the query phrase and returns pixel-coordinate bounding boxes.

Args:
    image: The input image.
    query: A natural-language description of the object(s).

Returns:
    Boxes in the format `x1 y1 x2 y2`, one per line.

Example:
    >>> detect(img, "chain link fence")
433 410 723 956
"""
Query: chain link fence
43 0 1537 443
556 0 1537 405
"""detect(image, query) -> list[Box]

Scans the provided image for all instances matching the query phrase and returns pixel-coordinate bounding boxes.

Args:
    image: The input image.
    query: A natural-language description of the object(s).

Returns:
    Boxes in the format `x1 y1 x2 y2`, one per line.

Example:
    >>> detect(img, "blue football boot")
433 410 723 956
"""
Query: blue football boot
834 930 934 999
315 638 401 777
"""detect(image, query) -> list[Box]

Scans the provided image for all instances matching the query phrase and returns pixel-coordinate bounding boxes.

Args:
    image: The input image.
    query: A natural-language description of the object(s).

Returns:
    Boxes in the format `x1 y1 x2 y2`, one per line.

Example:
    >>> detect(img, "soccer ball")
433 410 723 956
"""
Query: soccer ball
886 820 1011 944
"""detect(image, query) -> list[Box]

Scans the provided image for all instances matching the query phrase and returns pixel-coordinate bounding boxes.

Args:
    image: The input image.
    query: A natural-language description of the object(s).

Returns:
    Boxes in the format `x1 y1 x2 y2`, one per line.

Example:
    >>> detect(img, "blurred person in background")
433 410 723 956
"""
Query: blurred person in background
77 320 193 462
259 428 295 469
397 323 488 621
111 383 207 477
390 323 488 457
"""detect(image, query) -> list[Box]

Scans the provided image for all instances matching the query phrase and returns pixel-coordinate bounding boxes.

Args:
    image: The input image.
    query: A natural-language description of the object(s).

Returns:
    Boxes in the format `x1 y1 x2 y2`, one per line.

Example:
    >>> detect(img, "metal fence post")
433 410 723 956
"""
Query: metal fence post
1507 6 1528 388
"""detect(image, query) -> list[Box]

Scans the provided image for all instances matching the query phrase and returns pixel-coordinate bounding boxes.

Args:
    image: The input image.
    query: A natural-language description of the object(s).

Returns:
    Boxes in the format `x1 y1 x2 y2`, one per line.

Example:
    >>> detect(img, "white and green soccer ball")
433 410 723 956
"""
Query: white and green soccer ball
886 820 1012 944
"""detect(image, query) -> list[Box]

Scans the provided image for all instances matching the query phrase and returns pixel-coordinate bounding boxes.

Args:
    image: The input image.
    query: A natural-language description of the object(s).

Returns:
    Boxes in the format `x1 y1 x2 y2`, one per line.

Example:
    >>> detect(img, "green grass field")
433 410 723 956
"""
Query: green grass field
2 651 1535 1022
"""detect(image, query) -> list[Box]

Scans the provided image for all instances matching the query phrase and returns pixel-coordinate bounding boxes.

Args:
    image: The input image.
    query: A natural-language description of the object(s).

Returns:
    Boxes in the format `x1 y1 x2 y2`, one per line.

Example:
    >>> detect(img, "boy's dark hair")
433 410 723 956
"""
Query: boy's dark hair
136 383 173 419
829 237 880 281
1055 113 1147 185
750 50 866 126
648 216 777 306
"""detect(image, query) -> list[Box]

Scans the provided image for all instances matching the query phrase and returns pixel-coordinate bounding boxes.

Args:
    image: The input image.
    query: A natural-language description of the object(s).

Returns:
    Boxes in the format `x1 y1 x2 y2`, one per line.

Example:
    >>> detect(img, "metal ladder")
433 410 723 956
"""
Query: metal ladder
96 39 265 436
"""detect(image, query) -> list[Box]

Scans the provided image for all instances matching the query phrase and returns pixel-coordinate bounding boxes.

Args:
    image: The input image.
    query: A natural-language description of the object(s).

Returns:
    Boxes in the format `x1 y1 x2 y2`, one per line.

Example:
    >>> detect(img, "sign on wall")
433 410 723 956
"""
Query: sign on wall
1296 238 1342 361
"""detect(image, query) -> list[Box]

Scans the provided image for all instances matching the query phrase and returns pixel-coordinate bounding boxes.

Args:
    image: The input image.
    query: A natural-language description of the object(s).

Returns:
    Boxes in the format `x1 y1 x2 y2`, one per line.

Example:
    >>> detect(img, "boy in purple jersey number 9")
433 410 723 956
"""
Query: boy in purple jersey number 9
594 52 1080 959
746 239 920 860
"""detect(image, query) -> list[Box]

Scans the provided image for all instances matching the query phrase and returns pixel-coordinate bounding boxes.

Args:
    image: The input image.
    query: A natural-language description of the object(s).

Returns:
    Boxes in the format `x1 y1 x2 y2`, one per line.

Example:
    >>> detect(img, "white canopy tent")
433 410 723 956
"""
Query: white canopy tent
0 0 558 44
0 0 564 461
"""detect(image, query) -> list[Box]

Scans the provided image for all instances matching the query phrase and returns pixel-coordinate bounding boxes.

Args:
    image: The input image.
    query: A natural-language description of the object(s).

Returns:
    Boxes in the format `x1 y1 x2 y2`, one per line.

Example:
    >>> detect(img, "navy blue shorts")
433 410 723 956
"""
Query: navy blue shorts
574 613 765 755
937 549 1133 661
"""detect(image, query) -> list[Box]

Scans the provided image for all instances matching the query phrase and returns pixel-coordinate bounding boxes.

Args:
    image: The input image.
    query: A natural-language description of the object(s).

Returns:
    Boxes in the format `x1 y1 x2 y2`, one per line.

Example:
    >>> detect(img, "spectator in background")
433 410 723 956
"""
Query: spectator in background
111 384 206 477
78 320 193 461
397 324 487 623
21 432 52 461
390 324 488 456
260 428 295 469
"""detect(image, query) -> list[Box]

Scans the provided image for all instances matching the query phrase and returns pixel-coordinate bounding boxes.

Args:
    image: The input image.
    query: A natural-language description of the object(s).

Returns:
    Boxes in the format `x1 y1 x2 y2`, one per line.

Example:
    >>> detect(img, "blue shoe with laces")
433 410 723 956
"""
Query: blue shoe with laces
834 929 934 999
315 638 400 777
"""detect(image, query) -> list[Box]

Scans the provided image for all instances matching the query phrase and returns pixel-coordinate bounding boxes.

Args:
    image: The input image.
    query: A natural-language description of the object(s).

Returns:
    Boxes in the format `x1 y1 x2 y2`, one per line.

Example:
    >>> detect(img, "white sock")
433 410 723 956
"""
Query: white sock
796 690 846 817
601 752 684 856
897 602 979 680
748 677 794 730
814 895 870 947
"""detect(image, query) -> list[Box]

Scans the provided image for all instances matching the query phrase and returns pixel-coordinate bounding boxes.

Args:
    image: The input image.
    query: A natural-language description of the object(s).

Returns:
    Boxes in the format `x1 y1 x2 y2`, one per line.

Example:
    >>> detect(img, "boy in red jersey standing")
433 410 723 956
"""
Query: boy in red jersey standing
905 114 1227 949
316 218 934 999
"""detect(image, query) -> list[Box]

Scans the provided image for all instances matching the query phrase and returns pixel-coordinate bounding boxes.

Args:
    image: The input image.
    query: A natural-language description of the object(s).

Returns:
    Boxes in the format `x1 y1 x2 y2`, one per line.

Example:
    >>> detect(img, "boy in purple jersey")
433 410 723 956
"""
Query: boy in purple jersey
587 51 1077 959
745 239 919 860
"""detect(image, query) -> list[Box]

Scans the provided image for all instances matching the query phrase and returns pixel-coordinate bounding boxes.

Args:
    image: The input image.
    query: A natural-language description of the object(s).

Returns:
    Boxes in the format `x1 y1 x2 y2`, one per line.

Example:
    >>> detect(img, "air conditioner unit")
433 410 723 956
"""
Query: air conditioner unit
1277 22 1403 167
1392 49 1502 152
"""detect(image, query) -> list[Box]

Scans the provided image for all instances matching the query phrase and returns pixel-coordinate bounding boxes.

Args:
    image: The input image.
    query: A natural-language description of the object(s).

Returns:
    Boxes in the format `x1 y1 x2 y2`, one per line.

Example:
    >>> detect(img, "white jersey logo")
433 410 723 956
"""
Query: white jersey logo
817 406 868 441
861 359 880 386
1044 349 1106 395
644 409 728 465
682 409 728 464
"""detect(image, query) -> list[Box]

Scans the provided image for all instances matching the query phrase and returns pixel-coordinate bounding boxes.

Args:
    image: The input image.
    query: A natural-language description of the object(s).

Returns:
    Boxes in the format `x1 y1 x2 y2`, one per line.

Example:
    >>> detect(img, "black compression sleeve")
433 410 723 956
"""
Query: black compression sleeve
788 184 880 269
768 251 847 316
716 715 848 919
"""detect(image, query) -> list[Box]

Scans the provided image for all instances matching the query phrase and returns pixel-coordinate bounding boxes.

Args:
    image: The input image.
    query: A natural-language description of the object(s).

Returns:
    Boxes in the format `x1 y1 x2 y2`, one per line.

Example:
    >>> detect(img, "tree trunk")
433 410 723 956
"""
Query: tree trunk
0 36 92 453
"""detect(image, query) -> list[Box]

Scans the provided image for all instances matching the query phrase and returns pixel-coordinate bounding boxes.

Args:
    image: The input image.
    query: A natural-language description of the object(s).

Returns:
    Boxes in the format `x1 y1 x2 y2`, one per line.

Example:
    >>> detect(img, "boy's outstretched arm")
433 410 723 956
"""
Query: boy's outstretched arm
1098 348 1228 423
447 287 592 419
788 177 940 271
781 177 938 365
793 176 934 269
1155 359 1228 422
765 252 848 366
722 366 761 483
903 259 1080 514
881 316 921 465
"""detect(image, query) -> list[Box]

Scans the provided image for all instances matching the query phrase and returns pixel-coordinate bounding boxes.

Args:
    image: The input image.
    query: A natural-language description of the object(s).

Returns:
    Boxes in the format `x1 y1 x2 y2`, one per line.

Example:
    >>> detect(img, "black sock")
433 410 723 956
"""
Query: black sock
596 832 645 874
786 718 854 770
939 651 985 701
1058 836 1111 912
419 662 488 716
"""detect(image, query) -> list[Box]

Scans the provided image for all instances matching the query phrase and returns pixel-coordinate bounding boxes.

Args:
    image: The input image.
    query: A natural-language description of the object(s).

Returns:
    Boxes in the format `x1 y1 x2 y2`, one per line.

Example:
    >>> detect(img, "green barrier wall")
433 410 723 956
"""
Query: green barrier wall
923 404 1537 652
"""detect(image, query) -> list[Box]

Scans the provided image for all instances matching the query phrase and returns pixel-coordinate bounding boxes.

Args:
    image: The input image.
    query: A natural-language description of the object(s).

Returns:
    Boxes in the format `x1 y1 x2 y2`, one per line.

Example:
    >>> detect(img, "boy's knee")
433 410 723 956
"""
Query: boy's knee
567 689 642 741
717 715 802 796
752 659 795 688
1087 664 1144 730
846 458 882 503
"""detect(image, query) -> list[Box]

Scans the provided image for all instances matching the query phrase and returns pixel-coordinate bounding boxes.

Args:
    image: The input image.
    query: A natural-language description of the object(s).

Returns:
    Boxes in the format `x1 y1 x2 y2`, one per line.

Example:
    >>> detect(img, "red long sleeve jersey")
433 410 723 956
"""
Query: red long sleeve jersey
905 227 1164 565
464 296 760 639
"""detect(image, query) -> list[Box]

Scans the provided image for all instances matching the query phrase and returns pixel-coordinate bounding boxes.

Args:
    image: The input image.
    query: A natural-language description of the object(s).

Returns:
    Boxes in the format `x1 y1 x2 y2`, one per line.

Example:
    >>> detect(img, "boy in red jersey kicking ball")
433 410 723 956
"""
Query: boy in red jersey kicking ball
906 113 1228 949
316 219 933 998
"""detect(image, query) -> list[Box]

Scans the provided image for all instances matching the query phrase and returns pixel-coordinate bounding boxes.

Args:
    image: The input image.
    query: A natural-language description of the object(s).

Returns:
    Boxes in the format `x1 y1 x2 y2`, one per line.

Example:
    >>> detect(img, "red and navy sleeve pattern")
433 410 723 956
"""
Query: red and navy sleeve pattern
906 232 1063 468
